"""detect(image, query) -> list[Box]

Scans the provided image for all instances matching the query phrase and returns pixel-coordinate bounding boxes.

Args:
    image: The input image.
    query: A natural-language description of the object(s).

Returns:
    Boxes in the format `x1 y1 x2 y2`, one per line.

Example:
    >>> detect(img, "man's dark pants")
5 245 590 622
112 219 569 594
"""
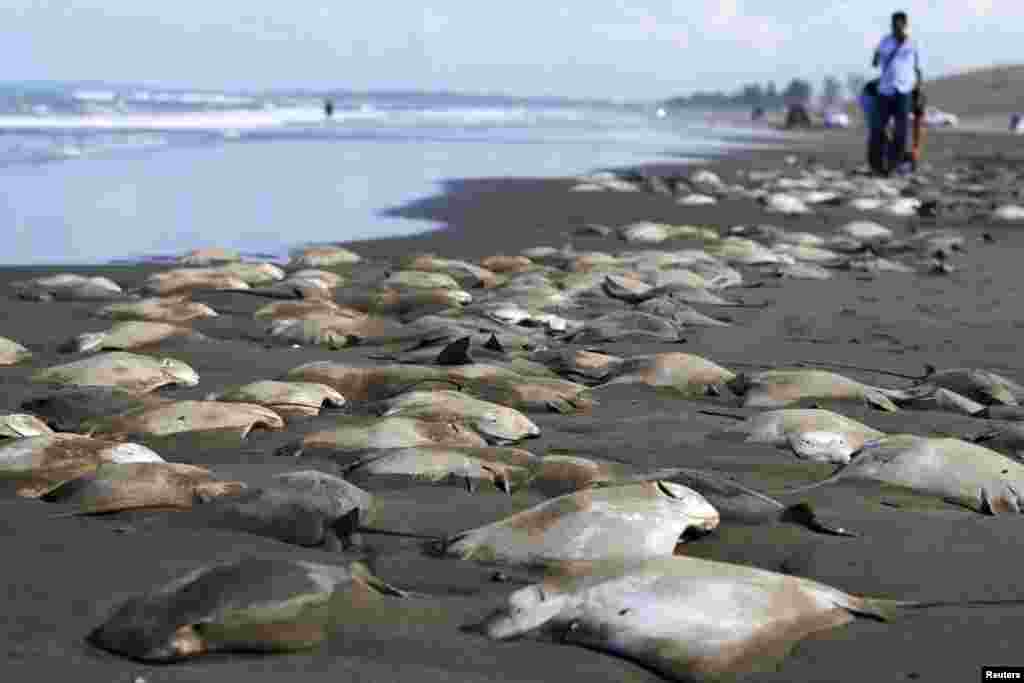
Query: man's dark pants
868 92 912 175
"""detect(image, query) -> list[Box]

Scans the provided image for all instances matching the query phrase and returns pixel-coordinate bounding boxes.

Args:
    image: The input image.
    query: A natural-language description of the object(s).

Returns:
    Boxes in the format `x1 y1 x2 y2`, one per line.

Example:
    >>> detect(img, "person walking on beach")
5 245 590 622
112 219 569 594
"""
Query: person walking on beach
868 11 922 175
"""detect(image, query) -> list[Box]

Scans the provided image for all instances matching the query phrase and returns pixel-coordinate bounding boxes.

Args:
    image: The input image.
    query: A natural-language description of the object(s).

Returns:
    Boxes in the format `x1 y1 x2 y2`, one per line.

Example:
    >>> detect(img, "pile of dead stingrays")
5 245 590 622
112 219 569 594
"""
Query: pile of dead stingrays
573 160 1024 227
6 234 1024 682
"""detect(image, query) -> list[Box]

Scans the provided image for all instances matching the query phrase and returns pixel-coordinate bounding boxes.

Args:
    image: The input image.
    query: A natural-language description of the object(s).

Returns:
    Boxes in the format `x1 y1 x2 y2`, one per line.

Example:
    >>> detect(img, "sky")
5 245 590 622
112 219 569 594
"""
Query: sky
2 1 1019 100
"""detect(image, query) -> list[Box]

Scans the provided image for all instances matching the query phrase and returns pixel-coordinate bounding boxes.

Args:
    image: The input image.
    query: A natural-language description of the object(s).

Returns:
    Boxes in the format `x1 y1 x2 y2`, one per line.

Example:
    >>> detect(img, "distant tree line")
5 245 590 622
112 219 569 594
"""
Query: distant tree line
665 74 868 109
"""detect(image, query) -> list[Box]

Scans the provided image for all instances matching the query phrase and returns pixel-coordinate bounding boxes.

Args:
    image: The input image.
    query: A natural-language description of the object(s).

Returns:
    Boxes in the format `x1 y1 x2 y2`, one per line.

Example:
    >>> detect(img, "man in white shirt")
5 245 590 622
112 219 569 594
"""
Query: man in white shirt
868 11 922 175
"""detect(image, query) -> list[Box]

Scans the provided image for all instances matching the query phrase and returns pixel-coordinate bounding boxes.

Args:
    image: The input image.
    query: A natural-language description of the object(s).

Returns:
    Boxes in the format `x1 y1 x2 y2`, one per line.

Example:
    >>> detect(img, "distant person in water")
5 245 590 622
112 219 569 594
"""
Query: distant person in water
868 11 922 175
324 99 334 119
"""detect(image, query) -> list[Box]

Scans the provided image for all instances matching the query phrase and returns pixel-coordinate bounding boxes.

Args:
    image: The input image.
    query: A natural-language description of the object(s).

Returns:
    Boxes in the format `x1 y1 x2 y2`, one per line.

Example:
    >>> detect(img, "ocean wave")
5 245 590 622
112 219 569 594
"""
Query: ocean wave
0 87 776 169
0 98 644 134
0 132 171 166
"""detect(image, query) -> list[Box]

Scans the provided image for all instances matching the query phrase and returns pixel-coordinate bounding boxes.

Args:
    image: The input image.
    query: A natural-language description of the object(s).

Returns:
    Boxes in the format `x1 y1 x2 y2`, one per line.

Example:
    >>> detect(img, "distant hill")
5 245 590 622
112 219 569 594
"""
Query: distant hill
924 65 1024 117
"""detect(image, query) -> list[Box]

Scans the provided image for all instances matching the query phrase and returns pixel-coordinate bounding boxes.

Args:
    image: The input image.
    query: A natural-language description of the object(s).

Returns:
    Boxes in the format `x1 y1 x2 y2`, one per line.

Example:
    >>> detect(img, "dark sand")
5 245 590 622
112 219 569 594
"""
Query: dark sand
4 126 1024 681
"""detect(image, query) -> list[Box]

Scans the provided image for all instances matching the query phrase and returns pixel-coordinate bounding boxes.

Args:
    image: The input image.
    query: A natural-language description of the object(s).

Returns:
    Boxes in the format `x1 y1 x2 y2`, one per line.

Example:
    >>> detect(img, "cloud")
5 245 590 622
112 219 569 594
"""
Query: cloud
966 0 995 16
2 0 1024 98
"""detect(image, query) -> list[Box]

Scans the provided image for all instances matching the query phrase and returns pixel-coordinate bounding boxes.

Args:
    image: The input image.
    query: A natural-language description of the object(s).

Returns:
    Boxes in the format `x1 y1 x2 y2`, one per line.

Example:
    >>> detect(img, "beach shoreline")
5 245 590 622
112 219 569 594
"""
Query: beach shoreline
4 125 1024 682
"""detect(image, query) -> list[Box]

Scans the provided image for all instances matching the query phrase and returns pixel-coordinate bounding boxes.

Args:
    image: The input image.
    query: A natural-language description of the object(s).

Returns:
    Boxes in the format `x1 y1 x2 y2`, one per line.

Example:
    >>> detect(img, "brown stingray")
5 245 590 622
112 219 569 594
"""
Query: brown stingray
341 445 539 494
405 254 501 288
342 287 472 318
207 381 347 419
178 247 240 266
95 296 219 323
525 454 638 498
253 300 362 321
283 362 451 401
288 245 362 268
480 255 534 274
142 269 251 296
476 556 1024 682
267 314 452 348
597 352 736 397
62 321 201 353
277 416 488 459
31 352 200 394
85 401 285 440
529 349 624 386
88 558 401 662
446 365 595 414
0 434 165 498
40 462 246 514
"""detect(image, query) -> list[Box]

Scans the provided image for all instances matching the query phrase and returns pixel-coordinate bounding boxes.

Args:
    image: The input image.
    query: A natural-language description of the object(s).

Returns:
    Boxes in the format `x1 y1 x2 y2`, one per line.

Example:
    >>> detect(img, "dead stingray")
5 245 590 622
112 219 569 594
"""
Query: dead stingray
84 400 285 440
20 386 169 433
88 558 404 662
782 433 1024 515
206 381 347 419
443 481 720 566
40 462 246 514
596 352 736 398
95 296 219 323
61 321 205 353
476 555 1024 682
341 445 539 494
0 434 164 497
31 352 200 394
372 389 540 444
276 416 488 459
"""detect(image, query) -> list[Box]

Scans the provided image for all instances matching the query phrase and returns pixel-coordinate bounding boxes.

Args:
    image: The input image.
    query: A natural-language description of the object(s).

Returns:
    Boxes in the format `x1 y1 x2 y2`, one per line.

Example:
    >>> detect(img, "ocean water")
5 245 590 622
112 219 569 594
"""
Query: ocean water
0 85 788 265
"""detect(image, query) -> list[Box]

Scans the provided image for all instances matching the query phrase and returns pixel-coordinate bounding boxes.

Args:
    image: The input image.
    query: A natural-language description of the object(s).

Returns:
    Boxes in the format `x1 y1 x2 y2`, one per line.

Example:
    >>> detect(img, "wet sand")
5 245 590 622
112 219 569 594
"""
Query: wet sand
4 126 1024 681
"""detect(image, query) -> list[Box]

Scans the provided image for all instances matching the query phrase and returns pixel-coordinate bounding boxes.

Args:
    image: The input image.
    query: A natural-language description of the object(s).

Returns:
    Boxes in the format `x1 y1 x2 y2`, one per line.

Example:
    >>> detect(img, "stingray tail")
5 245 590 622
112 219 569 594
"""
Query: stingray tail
791 360 926 382
850 596 1024 622
768 466 848 497
333 508 447 551
697 409 749 421
348 560 409 598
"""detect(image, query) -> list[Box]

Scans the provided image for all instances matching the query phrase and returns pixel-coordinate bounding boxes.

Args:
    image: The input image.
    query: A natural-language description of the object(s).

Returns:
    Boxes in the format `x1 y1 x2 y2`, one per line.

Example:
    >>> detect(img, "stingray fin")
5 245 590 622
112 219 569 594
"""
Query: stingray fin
779 502 858 537
483 333 505 353
193 480 247 504
864 389 900 412
348 561 409 598
436 336 473 366
332 507 362 542
546 399 577 414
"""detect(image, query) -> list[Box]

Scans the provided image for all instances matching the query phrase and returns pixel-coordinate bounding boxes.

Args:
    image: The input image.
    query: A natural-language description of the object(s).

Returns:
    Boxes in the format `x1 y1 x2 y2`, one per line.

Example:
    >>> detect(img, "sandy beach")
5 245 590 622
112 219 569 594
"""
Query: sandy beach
5 124 1024 682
